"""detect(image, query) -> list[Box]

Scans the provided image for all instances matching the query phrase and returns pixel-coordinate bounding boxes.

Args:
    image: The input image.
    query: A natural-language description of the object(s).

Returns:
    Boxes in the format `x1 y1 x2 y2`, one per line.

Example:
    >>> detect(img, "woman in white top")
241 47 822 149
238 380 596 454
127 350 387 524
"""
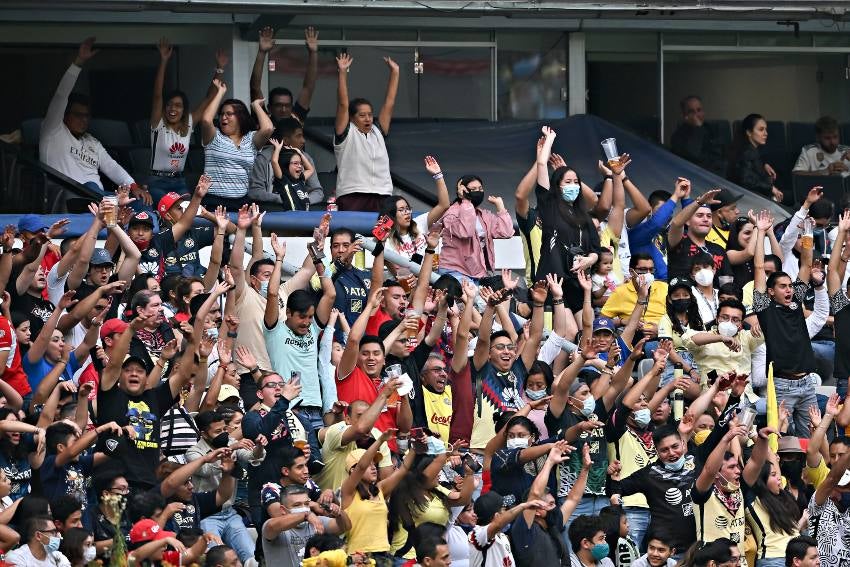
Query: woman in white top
200 79 273 207
333 52 400 212
148 38 222 202
690 252 720 326
378 155 452 272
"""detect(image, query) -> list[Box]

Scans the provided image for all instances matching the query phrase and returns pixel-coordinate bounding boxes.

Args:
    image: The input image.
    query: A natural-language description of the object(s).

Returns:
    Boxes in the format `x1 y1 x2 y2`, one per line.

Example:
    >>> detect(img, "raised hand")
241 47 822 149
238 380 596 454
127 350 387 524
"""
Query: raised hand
609 153 631 175
48 219 71 239
424 155 442 175
696 188 722 207
529 280 548 304
541 125 556 139
213 78 227 95
501 268 519 291
305 26 319 52
158 37 173 60
258 26 276 53
215 48 229 69
487 195 505 211
674 177 691 200
213 206 229 232
236 205 253 230
337 52 354 72
75 37 99 66
195 173 212 198
269 137 283 152
58 291 77 311
282 379 302 401
549 153 566 169
809 403 822 430
270 233 286 260
826 393 841 417
755 209 773 232
199 333 216 358
384 56 399 73
576 269 592 292
838 209 850 233
804 185 823 207
234 345 257 370
161 338 178 361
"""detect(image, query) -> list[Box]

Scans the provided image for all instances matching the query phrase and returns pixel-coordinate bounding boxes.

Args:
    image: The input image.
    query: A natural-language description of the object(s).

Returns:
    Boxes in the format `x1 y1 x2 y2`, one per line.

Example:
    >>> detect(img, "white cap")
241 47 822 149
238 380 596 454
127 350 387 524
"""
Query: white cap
839 470 850 487
11 239 23 251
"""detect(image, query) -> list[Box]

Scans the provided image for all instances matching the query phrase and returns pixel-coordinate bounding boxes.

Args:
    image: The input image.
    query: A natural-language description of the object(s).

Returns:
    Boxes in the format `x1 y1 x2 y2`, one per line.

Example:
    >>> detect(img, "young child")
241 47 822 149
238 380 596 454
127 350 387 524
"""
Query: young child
591 249 618 310
600 505 640 567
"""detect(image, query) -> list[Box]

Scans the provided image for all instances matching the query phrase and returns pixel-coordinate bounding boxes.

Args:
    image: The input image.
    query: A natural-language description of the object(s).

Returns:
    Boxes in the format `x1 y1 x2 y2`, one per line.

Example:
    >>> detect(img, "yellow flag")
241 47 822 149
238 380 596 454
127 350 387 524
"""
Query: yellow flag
766 362 779 453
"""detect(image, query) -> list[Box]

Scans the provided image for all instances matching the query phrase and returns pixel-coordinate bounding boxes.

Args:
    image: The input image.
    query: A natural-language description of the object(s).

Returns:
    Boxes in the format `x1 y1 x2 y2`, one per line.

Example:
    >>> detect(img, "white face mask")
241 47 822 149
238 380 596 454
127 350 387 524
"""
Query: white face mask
83 546 97 563
694 268 714 287
506 437 529 450
717 321 739 338
639 273 655 288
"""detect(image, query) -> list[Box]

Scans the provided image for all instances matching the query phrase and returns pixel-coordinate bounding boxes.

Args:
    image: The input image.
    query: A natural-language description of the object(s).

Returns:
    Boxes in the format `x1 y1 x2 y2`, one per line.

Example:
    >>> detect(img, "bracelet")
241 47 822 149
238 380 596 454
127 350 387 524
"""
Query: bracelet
432 172 444 180
425 248 436 254
250 366 260 374
604 365 615 371
637 300 648 306
217 231 225 237
532 302 545 308
215 67 224 73
622 176 630 184
604 175 613 181
552 298 564 305
227 331 238 338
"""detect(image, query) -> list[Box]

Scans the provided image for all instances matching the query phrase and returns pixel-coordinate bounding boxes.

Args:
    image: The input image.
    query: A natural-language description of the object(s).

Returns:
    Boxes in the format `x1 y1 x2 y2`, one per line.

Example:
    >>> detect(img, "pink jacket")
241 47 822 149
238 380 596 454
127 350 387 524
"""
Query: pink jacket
438 200 514 278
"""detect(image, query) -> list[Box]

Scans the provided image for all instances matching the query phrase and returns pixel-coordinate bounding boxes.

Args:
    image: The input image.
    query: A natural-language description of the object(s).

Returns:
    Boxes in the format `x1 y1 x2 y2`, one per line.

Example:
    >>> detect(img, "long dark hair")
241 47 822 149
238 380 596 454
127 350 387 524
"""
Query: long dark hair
59 527 92 566
379 195 419 246
218 99 256 136
387 454 450 541
278 149 305 184
549 166 591 229
665 287 704 336
0 408 30 462
751 462 800 535
727 113 765 178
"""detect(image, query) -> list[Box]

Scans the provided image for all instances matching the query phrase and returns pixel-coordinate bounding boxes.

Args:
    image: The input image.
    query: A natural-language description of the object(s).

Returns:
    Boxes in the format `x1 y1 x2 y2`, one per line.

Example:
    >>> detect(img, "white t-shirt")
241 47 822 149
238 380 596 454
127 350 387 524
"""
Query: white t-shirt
5 546 70 567
384 213 431 261
46 263 69 307
40 64 134 190
447 506 471 567
794 143 850 177
691 286 719 325
469 525 515 567
150 117 193 173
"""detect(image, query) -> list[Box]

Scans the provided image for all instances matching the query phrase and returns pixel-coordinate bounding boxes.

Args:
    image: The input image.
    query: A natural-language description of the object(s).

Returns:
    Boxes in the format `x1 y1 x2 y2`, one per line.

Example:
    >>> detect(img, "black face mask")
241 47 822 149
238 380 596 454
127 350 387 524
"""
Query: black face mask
780 459 804 482
210 432 230 449
466 191 485 207
671 298 691 313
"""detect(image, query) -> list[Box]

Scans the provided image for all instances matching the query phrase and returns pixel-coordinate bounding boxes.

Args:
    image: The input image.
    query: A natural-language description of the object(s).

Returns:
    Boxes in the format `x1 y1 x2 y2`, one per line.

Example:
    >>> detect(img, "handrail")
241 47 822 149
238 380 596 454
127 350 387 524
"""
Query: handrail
0 139 105 207
303 126 438 207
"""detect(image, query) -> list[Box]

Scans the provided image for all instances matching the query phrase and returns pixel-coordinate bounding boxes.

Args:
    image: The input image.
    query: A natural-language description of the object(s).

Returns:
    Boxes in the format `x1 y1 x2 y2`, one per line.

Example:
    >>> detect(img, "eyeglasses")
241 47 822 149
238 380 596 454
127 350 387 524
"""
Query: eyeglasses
428 366 447 374
717 315 742 324
632 268 652 274
491 343 517 352
220 111 237 118
110 487 130 495
396 207 411 214
262 382 284 389
38 528 60 535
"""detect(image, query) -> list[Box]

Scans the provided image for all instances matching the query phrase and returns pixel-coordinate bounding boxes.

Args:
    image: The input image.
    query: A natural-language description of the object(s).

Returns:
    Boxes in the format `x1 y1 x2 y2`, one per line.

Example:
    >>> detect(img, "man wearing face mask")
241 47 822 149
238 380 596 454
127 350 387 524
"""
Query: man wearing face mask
706 189 742 249
185 411 266 564
438 174 514 283
601 254 668 336
682 300 763 391
262 484 350 567
6 515 70 567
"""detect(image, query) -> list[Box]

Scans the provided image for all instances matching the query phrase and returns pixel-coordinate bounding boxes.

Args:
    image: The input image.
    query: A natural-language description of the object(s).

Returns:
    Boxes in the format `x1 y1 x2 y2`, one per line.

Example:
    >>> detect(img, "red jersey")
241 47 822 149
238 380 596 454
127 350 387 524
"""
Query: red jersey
0 316 31 396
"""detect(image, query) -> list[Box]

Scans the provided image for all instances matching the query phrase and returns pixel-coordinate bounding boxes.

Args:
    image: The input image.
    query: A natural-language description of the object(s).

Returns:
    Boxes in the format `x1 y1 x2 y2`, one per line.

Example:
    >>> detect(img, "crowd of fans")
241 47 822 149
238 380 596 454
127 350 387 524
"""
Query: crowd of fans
2 31 850 567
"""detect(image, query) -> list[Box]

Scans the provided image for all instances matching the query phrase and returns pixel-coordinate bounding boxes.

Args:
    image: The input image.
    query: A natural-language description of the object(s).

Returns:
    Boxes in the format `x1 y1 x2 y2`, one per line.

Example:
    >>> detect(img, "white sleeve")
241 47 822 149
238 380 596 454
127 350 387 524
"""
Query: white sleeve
96 141 135 187
806 286 829 338
42 64 82 136
537 333 577 365
750 342 767 391
780 209 807 257
46 263 69 307
793 149 810 172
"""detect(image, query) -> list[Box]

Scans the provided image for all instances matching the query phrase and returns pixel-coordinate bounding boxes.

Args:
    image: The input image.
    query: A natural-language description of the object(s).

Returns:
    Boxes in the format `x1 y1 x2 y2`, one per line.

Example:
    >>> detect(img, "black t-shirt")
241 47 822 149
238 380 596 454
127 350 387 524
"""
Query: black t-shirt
10 288 54 338
164 226 215 277
833 291 850 380
96 381 178 488
610 456 700 553
753 283 817 374
272 178 311 211
545 399 610 497
155 489 219 532
138 228 178 280
94 509 131 545
667 235 732 282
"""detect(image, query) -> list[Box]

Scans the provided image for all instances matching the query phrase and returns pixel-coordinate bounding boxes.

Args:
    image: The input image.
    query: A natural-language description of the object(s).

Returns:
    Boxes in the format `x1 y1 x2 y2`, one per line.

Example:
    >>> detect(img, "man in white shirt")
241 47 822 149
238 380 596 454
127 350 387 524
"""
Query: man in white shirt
39 37 151 207
793 116 850 177
5 515 71 567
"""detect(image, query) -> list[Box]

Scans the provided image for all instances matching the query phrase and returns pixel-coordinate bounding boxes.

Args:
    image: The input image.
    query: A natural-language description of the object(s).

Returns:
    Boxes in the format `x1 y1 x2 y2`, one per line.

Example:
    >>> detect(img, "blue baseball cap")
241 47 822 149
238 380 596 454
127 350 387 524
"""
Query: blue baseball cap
592 316 616 334
17 214 47 234
89 248 115 266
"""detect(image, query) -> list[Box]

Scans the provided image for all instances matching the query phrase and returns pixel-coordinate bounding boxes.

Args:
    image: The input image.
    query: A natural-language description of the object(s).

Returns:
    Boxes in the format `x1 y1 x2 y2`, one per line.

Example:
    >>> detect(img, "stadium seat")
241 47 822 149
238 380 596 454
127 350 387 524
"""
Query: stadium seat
792 173 844 207
788 122 816 163
88 119 133 147
20 118 43 147
129 147 152 178
704 119 732 146
133 119 152 146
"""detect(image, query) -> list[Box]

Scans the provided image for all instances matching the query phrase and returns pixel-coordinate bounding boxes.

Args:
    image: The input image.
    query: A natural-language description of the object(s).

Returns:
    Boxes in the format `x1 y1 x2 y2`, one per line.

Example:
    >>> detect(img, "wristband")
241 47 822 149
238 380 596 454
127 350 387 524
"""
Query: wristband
552 298 564 305
227 331 238 338
250 366 260 374
621 176 630 184
532 302 545 308
425 248 436 255
637 300 648 305
432 172 443 180
604 175 613 181
215 68 225 74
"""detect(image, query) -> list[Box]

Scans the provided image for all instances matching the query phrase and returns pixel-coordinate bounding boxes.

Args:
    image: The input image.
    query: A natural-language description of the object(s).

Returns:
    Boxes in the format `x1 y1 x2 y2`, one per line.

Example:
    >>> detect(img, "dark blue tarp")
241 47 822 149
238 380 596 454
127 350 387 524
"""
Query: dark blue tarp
383 114 788 219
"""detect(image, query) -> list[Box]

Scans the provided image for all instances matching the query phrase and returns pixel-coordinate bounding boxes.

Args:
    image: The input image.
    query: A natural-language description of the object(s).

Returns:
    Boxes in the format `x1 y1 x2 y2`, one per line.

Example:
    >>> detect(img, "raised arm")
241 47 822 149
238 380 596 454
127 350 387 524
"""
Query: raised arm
378 57 400 134
172 174 211 241
296 27 320 113
335 53 353 137
696 423 747 493
228 205 257 302
315 261 336 327
472 298 497 371
264 233 286 329
668 186 721 249
452 279 477 373
536 126 556 189
623 177 652 228
200 79 227 146
521 281 547 370
159 447 229 498
337 288 384 380
43 38 96 133
250 26 275 103
753 209 772 293
742 427 775 486
815 436 850 506
252 98 274 149
16 236 48 296
341 428 394 507
424 156 452 226
27 291 75 365
150 38 172 128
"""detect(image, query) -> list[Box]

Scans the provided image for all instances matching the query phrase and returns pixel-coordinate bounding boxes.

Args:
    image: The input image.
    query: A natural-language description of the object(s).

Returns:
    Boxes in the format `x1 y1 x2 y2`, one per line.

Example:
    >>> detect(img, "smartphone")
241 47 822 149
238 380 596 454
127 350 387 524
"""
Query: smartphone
169 317 181 330
409 427 424 440
372 215 394 242
290 371 302 385
462 453 482 473
707 370 718 385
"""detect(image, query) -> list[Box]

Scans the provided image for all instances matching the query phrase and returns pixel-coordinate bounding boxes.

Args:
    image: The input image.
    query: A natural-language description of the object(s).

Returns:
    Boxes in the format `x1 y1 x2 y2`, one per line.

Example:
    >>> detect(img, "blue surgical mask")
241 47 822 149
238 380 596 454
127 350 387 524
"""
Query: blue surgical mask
426 437 446 455
664 454 686 472
44 535 62 554
633 408 651 428
591 542 610 561
561 183 580 202
525 388 547 401
581 396 596 417
259 280 269 298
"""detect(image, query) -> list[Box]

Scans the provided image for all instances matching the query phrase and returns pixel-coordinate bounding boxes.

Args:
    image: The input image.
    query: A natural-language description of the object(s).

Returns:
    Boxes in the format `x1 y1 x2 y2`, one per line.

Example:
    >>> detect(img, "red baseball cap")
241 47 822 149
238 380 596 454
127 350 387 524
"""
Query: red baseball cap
129 519 175 544
157 192 190 216
100 318 128 340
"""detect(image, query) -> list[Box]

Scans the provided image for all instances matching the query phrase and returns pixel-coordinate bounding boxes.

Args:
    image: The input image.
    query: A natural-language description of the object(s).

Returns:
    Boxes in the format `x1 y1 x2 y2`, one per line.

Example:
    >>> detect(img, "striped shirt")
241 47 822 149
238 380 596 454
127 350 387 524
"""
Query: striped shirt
203 129 257 198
